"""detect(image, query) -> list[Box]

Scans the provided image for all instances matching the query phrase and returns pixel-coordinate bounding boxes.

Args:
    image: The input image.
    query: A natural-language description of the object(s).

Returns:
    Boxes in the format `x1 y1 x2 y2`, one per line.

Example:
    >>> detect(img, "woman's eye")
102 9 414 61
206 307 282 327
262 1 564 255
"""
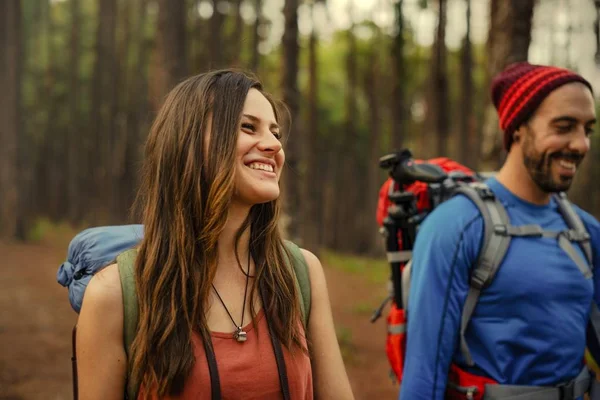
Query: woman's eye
273 132 282 140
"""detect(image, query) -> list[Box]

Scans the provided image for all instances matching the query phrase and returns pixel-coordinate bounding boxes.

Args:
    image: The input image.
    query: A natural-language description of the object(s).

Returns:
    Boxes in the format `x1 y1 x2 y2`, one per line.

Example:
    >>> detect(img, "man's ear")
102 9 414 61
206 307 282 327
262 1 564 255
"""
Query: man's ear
513 125 527 143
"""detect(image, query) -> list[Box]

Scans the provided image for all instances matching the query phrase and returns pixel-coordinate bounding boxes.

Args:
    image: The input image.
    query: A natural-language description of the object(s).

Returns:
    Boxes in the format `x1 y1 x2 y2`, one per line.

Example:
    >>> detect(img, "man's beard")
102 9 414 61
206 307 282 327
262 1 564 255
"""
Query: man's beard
521 130 583 193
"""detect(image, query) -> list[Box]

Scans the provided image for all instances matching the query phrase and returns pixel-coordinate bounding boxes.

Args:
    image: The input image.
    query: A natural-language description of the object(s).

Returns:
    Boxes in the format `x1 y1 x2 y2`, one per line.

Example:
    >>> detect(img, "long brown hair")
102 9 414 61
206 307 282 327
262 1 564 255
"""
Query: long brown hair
129 70 304 397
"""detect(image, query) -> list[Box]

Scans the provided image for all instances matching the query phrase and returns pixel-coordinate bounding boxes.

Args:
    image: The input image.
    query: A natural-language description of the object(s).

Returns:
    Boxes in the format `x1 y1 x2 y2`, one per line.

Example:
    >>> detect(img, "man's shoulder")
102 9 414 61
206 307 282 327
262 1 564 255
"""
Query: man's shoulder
420 193 486 237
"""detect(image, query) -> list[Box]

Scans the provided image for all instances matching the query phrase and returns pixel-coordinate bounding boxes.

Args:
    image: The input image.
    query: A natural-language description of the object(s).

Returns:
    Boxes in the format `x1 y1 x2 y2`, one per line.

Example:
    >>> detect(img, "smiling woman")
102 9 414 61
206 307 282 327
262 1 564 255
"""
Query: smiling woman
75 69 355 400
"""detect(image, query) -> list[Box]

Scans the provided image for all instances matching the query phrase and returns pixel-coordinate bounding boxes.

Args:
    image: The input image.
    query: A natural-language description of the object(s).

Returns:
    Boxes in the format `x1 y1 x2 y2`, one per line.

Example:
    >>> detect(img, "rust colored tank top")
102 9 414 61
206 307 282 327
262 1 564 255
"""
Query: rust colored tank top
139 309 313 399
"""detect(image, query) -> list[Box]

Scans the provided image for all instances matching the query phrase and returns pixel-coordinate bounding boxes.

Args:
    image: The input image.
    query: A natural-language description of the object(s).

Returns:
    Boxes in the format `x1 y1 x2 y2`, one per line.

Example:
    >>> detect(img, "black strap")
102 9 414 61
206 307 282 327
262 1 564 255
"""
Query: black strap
72 325 79 400
201 334 222 400
260 286 291 400
267 317 291 400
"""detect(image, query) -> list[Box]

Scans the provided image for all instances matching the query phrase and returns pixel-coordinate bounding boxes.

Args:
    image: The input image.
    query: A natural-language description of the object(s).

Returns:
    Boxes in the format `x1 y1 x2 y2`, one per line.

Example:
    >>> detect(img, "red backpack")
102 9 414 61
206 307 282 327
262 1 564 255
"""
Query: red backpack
374 155 477 382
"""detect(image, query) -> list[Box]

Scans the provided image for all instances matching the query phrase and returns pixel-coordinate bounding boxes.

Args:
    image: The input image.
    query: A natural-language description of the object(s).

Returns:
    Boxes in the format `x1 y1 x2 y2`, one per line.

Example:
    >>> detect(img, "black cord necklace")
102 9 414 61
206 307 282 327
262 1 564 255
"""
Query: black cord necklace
211 250 251 342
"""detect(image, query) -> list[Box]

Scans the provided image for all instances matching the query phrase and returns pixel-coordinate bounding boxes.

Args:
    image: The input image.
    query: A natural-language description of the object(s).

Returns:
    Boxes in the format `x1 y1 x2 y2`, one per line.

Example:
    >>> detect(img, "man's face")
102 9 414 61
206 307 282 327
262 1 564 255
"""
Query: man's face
516 82 596 193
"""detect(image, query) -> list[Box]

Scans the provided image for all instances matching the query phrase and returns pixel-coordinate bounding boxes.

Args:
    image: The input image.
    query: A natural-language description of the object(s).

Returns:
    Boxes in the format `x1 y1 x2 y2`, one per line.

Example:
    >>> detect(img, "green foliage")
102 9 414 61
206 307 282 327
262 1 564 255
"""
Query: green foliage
26 217 77 245
322 249 389 284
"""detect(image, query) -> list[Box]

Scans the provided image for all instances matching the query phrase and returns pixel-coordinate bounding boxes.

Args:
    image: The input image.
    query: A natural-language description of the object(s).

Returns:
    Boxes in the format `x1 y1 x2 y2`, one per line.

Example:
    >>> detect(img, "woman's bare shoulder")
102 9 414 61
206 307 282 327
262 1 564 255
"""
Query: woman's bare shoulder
80 263 123 317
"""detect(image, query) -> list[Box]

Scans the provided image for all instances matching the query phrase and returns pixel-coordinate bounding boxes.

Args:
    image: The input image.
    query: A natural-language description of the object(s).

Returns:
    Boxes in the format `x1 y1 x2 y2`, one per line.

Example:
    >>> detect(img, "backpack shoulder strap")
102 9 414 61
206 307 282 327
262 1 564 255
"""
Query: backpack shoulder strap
554 192 593 265
453 182 512 366
283 240 311 329
116 248 139 400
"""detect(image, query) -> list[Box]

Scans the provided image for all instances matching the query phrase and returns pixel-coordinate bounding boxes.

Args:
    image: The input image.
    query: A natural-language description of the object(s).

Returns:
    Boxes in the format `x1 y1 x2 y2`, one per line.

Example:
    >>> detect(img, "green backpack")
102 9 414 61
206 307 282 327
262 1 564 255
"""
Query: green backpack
116 240 311 400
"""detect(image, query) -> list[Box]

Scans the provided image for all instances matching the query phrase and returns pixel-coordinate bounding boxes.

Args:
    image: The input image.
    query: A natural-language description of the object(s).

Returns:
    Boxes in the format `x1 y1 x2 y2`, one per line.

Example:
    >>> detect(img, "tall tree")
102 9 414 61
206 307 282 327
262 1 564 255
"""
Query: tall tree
41 0 64 219
458 0 474 168
229 0 245 66
481 0 535 170
156 0 187 102
431 0 449 157
208 0 225 68
68 0 81 221
281 0 301 241
251 0 263 72
119 0 151 219
89 0 118 216
365 45 383 255
0 0 21 238
390 0 406 152
338 7 359 252
301 0 321 255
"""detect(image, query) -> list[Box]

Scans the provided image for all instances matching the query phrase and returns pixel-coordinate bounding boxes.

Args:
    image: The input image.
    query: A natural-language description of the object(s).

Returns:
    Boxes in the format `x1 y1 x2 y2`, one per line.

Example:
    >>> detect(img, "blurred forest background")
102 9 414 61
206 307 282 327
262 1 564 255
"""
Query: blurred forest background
2 0 600 258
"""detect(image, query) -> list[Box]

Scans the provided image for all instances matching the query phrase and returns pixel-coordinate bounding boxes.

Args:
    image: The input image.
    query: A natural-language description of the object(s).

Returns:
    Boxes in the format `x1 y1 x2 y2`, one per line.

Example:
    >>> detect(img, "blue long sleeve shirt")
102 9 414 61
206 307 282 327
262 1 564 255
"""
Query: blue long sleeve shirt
398 178 600 399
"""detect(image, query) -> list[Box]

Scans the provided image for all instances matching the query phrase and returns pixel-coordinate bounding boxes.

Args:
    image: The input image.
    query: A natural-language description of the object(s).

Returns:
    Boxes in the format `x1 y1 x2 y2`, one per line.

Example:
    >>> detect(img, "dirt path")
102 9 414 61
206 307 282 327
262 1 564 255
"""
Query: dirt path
0 239 399 400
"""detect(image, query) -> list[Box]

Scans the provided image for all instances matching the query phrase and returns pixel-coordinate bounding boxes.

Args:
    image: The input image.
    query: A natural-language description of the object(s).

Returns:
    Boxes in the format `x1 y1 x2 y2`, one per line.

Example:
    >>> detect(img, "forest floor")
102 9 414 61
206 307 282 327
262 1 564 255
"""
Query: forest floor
0 227 399 400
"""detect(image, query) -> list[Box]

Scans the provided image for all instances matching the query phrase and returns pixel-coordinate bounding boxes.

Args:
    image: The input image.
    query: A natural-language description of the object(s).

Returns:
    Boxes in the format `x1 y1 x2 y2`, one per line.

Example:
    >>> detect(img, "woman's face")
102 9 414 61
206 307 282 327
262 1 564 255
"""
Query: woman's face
232 88 285 207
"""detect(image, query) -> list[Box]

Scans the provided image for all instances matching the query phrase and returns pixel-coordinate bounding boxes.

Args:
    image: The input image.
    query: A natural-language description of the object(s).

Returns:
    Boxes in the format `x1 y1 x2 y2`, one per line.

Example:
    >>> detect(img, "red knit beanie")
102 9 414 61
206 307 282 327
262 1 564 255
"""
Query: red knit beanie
490 62 593 150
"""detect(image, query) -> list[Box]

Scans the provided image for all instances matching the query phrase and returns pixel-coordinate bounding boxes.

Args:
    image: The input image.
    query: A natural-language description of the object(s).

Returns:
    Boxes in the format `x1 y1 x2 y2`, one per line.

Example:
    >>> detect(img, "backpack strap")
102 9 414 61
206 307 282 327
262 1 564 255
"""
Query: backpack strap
554 192 593 265
116 248 140 400
283 240 312 329
453 183 513 367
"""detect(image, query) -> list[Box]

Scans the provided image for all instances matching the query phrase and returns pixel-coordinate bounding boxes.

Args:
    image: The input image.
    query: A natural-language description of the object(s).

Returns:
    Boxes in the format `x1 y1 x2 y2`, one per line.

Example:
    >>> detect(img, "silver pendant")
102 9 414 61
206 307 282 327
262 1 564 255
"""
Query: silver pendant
234 327 247 342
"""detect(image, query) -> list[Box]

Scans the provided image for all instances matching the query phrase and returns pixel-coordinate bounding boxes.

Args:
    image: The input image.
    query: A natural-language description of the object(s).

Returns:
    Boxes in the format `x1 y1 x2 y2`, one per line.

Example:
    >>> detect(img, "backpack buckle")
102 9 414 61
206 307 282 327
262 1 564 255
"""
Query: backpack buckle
558 379 575 400
471 183 495 200
471 267 489 290
493 225 508 236
564 230 590 242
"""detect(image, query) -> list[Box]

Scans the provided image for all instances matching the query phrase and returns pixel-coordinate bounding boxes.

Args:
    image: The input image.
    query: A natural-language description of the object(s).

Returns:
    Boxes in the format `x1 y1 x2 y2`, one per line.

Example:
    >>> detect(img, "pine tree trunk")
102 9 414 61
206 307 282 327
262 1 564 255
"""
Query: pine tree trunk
338 16 359 253
281 0 301 241
250 0 262 72
365 54 383 255
68 0 81 221
208 0 225 68
459 0 475 168
432 0 449 157
481 0 534 170
390 0 406 152
300 6 320 255
0 0 21 238
156 0 187 98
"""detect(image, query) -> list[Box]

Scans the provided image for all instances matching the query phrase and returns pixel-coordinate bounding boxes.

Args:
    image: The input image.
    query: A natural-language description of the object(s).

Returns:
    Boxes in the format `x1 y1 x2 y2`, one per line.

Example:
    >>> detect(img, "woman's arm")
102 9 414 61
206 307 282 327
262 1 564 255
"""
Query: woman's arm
301 249 355 400
76 263 127 400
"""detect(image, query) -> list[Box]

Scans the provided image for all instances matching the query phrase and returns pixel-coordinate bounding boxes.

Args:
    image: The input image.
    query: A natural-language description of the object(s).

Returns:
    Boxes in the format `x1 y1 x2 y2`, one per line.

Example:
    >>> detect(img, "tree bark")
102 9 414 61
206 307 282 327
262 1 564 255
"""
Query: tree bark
250 0 263 72
432 0 449 157
365 53 383 255
68 0 81 221
459 0 475 168
300 4 320 255
281 0 301 241
338 15 359 253
0 0 21 238
481 0 535 170
230 0 244 66
89 0 118 218
156 0 187 98
208 0 225 68
390 0 406 152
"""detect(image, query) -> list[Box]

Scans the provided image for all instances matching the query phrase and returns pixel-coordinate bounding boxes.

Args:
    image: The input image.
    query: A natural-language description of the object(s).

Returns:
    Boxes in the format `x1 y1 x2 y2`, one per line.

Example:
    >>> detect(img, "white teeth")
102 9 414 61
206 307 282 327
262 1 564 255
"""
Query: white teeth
558 160 576 170
248 162 274 172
